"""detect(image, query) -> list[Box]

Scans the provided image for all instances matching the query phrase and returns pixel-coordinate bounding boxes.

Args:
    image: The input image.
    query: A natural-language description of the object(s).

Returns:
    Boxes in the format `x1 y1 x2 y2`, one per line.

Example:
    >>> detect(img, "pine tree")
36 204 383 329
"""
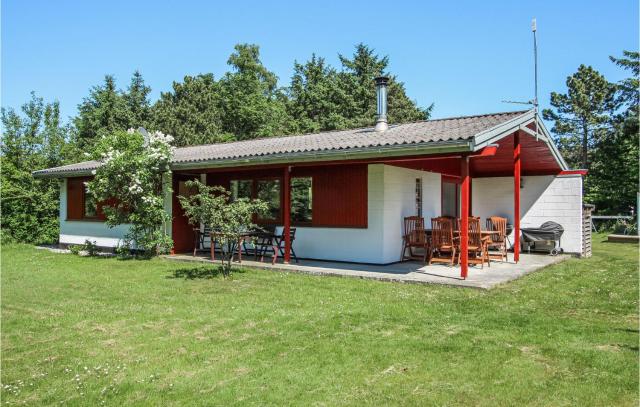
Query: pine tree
337 44 431 128
74 75 131 153
587 52 639 213
542 65 617 170
125 70 152 128
287 54 351 132
287 44 432 134
218 44 293 140
151 74 230 147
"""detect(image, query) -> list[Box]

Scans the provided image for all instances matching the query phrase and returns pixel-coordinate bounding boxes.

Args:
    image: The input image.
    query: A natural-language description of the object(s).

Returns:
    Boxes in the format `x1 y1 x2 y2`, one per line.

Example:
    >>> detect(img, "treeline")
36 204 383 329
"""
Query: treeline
74 43 431 150
1 43 431 243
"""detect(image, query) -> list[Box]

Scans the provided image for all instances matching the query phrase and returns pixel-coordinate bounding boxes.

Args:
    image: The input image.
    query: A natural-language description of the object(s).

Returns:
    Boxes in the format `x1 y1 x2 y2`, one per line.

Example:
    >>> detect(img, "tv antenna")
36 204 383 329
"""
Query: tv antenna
502 18 539 113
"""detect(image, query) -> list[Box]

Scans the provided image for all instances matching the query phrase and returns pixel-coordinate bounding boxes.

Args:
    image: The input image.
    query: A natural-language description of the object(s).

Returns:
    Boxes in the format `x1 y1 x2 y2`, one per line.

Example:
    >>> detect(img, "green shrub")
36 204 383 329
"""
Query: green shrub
68 239 100 256
69 244 82 255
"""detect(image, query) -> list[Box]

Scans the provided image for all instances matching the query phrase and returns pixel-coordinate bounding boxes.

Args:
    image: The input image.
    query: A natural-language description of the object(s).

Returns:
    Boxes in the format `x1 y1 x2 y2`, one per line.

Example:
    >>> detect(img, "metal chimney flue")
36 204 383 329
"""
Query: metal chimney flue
374 76 389 132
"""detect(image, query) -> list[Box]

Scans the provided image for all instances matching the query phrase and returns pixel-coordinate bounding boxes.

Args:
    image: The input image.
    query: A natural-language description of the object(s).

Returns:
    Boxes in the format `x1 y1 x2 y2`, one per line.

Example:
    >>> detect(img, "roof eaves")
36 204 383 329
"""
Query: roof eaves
170 139 473 170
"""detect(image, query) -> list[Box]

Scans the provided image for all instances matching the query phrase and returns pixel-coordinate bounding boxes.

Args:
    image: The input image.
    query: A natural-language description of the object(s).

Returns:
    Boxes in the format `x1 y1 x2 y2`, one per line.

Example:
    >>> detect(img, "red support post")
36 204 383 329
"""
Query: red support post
514 131 521 263
460 156 469 279
283 166 291 264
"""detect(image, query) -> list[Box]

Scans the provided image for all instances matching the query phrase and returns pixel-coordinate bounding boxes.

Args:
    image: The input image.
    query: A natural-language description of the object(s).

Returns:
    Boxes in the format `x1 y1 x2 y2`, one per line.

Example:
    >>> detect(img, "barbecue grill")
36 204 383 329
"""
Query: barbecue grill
520 221 564 255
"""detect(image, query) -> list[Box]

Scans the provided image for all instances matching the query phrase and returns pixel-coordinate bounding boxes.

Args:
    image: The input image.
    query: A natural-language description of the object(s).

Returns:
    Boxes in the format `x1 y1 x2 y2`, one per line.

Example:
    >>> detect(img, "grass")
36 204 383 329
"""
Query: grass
1 235 638 406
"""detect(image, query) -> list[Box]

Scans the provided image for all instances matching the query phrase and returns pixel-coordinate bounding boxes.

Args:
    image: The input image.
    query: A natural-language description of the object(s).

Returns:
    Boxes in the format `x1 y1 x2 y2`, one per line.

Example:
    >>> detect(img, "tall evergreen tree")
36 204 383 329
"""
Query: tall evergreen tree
287 54 352 132
337 44 432 128
218 44 293 140
610 51 640 110
74 72 152 152
542 65 617 170
587 52 639 213
125 70 152 128
151 74 230 147
287 44 432 134
74 75 131 152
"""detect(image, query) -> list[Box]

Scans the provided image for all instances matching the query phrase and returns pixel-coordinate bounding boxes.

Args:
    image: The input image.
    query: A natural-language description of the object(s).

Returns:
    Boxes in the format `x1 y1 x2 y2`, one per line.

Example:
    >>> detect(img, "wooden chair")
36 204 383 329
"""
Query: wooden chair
401 216 429 262
428 217 457 265
486 216 508 262
193 225 211 256
270 227 299 264
458 217 490 268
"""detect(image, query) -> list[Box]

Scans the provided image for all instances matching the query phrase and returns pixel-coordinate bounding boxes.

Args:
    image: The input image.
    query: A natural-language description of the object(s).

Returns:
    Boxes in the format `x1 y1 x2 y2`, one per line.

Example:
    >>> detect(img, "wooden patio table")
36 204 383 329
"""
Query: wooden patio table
419 228 501 262
420 229 500 237
209 230 273 262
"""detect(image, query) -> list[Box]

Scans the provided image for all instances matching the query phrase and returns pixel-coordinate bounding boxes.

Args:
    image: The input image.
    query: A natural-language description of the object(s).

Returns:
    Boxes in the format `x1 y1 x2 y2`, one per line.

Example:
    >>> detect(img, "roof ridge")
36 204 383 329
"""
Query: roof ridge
415 109 532 124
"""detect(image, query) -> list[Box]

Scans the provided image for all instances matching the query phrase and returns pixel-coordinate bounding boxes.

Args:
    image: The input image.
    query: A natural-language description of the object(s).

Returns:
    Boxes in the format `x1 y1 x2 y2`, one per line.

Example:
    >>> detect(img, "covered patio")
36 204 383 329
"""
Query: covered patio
165 251 569 289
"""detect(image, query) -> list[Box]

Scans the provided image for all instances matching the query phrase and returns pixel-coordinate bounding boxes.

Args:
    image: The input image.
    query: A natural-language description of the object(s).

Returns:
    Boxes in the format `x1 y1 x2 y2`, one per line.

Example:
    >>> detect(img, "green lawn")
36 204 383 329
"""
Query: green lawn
1 236 638 406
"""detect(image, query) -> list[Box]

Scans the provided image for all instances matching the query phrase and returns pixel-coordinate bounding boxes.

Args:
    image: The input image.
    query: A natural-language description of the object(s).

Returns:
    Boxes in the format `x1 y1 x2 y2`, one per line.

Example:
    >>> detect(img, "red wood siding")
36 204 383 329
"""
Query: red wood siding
172 174 199 253
202 164 368 228
301 165 367 227
66 177 108 221
67 177 85 220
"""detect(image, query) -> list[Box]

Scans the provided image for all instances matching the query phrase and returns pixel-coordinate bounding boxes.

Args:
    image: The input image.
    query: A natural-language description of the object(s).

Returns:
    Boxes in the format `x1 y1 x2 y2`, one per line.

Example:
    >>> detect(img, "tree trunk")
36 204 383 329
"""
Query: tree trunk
582 124 589 170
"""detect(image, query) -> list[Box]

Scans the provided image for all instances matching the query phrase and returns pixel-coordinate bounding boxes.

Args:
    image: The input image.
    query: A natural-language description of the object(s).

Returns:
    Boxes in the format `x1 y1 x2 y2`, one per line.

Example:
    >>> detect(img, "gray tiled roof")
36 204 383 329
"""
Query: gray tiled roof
33 110 530 177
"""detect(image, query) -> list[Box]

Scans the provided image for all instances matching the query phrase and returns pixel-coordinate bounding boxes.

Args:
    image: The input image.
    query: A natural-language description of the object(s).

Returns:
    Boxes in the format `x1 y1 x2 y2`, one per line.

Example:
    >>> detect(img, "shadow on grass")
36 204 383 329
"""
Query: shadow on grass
167 266 246 280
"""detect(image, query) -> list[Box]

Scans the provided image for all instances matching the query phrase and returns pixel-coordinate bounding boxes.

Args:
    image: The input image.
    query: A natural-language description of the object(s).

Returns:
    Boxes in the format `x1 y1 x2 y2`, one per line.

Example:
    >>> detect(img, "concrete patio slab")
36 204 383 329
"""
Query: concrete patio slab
163 252 570 289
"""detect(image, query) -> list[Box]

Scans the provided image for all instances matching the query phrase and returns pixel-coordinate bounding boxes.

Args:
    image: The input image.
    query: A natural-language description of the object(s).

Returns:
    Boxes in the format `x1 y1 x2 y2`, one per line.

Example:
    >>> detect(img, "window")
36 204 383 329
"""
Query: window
415 178 422 218
442 179 460 218
291 177 312 223
67 177 105 221
256 179 281 221
229 179 253 201
84 184 98 218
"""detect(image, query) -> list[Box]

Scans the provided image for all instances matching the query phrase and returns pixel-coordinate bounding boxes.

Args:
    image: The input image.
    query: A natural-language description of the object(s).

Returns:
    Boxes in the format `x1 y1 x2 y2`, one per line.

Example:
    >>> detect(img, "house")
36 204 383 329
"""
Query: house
33 77 587 278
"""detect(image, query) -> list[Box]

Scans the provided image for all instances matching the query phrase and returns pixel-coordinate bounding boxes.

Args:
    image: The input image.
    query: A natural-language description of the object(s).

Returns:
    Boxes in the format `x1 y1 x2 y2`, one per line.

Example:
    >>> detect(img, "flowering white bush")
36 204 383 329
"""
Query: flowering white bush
87 128 174 256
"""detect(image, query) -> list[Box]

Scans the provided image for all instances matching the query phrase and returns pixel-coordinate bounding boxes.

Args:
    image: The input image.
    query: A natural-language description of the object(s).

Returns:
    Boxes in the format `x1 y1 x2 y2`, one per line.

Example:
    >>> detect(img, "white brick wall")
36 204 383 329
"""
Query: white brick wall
472 175 583 253
380 165 441 263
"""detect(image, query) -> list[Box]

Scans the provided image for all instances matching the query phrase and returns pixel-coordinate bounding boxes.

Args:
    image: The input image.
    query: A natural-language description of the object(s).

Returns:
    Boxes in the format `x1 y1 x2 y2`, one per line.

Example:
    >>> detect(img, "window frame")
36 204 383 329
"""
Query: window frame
229 179 254 202
228 176 283 225
66 177 105 222
290 176 313 226
415 177 423 218
254 177 282 224
441 175 461 218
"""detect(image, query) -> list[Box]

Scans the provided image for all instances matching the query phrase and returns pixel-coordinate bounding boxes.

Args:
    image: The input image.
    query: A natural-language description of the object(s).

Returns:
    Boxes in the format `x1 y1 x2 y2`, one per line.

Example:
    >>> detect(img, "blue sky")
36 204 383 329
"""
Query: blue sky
2 0 638 123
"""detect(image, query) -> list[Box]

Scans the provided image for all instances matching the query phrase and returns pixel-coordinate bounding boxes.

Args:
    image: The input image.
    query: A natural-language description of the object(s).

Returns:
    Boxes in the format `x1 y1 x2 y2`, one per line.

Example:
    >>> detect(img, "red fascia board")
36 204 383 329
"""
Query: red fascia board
470 145 498 157
559 169 588 176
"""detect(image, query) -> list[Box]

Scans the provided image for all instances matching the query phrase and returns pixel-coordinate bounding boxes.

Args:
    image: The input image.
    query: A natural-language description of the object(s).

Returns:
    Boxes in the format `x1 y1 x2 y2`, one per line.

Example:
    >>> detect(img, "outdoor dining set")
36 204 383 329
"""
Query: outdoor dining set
401 215 513 268
193 225 298 264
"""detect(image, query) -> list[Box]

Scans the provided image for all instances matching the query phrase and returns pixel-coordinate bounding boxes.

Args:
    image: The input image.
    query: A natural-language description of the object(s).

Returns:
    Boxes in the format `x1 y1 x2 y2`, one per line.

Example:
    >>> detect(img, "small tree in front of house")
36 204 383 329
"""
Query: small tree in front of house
87 128 174 256
178 180 268 277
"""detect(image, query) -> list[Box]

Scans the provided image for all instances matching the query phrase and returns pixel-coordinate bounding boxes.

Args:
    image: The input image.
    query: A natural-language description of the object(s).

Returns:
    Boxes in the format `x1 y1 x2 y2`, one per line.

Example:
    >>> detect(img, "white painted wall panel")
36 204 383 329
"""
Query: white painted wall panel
290 164 441 264
472 175 583 253
287 164 386 263
380 165 441 263
58 178 130 248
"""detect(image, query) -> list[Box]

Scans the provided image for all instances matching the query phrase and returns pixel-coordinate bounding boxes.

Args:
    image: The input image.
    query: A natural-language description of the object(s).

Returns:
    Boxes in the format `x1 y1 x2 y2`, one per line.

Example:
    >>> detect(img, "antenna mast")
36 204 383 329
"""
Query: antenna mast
532 18 538 113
